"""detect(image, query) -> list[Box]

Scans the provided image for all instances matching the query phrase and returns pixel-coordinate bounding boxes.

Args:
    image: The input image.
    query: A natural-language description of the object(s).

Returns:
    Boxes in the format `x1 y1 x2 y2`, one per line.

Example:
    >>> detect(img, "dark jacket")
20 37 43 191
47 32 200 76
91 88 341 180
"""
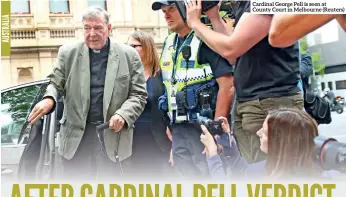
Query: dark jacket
150 70 171 153
300 53 313 92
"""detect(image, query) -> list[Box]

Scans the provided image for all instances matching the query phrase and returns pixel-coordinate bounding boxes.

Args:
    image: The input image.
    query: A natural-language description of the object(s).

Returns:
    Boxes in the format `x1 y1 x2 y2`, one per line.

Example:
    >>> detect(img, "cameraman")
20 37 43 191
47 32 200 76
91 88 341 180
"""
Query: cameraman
152 0 234 179
186 0 303 163
269 14 346 47
201 108 336 180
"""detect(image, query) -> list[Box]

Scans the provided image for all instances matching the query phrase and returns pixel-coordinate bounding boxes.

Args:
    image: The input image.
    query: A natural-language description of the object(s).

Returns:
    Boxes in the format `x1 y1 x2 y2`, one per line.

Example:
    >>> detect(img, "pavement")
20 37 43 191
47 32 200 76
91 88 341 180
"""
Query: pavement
318 107 346 143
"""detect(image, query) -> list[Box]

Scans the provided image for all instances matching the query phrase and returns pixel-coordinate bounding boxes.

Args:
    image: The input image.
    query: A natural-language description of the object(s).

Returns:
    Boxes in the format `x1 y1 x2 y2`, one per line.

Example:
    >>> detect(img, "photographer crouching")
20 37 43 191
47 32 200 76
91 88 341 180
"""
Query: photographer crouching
185 0 304 164
200 107 340 180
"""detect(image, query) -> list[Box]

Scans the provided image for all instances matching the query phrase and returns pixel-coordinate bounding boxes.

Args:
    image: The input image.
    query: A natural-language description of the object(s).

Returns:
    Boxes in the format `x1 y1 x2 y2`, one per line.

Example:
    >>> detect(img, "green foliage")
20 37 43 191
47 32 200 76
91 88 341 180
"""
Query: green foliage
299 38 309 54
299 37 325 76
1 84 47 131
311 50 325 75
1 85 40 121
1 85 42 143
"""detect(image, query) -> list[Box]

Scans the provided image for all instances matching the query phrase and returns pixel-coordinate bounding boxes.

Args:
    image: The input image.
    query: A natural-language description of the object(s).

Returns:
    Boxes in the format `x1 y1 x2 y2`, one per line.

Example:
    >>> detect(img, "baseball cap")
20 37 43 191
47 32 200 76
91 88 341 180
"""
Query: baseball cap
152 0 175 11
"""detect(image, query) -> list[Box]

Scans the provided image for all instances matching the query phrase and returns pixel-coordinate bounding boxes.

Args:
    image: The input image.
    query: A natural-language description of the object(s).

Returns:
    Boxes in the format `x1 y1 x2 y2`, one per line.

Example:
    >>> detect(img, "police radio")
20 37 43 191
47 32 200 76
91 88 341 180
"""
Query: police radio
182 44 191 60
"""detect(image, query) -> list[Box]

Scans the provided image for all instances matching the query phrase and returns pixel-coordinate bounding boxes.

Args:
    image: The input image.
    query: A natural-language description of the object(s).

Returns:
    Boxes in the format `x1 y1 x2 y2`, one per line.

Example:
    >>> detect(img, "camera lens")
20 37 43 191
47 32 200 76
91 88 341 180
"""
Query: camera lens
314 136 346 172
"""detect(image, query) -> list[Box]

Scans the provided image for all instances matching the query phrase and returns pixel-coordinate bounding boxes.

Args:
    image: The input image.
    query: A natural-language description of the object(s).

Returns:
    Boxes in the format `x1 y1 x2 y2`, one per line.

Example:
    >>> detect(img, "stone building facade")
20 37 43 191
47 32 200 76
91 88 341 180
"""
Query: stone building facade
1 0 168 89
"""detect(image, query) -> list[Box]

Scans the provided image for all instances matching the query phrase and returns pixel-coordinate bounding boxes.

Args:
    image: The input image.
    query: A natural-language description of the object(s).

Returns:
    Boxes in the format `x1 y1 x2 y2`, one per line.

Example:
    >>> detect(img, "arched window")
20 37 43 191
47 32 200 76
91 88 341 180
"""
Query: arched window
18 68 33 84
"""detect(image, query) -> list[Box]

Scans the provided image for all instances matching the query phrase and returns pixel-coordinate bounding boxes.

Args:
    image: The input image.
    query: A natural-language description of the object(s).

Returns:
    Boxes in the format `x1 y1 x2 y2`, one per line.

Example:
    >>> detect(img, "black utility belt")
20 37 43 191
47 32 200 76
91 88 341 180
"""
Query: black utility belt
174 90 216 116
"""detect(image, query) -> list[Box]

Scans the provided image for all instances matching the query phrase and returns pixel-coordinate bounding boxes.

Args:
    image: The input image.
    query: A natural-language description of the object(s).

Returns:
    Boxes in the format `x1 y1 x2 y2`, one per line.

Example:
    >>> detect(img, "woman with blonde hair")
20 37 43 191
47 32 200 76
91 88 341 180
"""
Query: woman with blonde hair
127 31 173 179
200 107 336 180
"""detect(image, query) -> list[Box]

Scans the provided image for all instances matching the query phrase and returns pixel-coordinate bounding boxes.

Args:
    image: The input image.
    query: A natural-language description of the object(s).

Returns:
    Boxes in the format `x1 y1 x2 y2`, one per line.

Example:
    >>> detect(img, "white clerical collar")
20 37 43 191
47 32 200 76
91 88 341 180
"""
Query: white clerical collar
90 38 109 54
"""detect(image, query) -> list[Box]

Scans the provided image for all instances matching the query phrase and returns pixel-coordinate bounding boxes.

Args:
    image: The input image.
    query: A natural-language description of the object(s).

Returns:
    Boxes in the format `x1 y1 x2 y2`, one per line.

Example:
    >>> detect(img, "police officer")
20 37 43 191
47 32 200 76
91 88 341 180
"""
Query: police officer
152 0 234 179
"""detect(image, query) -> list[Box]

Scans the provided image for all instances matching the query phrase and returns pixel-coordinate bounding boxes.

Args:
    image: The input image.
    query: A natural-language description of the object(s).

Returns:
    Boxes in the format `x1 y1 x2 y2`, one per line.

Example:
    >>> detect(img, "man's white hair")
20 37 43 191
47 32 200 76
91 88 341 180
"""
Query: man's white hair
82 6 110 25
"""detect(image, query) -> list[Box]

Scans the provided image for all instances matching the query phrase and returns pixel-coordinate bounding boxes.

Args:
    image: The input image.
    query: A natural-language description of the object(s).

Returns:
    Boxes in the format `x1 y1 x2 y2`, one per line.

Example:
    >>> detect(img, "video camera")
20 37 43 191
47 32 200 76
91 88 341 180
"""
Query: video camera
169 0 234 24
314 136 346 173
196 116 223 136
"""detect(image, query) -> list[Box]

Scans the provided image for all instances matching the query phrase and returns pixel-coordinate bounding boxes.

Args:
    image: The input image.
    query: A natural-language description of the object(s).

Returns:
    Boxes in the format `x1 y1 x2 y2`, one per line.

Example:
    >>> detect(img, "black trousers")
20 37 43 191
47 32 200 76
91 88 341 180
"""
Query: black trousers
60 123 128 181
171 123 210 179
125 122 175 180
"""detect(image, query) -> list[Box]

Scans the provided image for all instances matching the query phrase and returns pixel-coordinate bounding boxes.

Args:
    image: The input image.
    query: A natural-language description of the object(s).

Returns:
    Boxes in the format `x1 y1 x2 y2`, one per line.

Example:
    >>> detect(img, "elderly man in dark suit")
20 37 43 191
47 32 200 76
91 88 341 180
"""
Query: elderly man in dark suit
28 6 147 180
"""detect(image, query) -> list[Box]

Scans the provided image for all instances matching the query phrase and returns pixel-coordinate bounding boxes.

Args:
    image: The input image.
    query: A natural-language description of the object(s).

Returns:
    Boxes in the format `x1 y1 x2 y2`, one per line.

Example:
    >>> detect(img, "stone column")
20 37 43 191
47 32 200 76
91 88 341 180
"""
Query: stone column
34 0 50 28
106 0 114 22
133 0 155 27
1 57 12 89
124 0 133 26
73 0 89 40
38 50 53 80
113 0 125 26
34 0 50 45
157 9 168 44
111 0 135 42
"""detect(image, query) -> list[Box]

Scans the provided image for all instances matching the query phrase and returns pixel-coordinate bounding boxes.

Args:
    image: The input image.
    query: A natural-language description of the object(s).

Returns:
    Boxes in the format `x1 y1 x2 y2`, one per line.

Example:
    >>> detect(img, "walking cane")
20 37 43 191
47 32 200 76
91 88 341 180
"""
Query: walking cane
96 122 124 176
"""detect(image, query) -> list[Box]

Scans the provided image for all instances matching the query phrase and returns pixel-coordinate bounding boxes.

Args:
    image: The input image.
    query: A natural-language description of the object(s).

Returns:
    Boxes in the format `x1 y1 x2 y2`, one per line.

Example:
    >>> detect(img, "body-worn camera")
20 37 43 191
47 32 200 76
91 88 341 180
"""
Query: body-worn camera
314 136 346 173
169 0 220 23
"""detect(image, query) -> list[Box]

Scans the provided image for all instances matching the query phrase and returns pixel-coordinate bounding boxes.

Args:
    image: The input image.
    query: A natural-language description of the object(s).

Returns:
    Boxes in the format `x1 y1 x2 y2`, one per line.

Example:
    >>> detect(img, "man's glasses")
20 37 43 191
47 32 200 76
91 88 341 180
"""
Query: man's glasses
129 44 142 48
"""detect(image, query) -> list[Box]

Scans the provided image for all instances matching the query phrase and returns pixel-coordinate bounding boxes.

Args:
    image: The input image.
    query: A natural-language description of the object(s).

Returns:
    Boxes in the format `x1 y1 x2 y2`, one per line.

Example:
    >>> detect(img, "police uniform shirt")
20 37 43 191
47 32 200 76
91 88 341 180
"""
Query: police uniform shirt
232 1 300 102
87 38 110 122
174 34 233 79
